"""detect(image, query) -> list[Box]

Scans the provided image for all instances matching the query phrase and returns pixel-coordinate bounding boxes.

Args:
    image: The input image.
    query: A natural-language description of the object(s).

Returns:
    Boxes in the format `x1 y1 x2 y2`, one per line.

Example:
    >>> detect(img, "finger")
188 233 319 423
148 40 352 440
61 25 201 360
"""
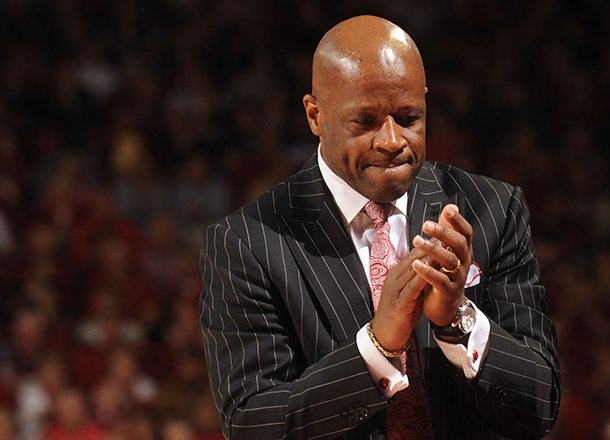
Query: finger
412 234 461 273
412 258 454 291
421 220 470 264
413 258 465 325
380 248 429 305
398 270 428 300
397 245 428 268
439 204 473 247
387 246 428 281
386 258 429 301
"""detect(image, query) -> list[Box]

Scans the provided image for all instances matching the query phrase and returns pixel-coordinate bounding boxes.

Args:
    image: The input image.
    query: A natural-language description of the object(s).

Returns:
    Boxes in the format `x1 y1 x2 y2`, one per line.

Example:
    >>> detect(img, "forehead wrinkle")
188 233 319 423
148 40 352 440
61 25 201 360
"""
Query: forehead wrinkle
342 98 426 118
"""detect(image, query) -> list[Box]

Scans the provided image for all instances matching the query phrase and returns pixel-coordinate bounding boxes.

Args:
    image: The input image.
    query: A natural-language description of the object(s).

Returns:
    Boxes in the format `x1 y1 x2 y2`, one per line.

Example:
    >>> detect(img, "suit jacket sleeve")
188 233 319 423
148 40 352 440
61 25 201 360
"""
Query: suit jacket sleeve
449 184 560 439
199 217 387 440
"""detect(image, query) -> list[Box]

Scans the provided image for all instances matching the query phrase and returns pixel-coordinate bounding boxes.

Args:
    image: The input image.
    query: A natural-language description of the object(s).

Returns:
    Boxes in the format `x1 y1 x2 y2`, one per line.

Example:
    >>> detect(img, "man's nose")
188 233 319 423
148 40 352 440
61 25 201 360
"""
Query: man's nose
373 116 406 152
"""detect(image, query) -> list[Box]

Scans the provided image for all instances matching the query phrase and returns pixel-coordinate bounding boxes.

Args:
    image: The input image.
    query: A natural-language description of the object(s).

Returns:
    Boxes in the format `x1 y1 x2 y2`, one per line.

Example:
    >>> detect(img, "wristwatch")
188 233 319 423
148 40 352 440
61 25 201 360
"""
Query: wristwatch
432 299 477 339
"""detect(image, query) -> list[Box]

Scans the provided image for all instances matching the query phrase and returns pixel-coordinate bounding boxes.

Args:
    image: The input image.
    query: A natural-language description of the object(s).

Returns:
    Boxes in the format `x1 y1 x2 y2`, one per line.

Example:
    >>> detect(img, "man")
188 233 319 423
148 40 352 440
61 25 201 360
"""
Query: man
199 15 560 440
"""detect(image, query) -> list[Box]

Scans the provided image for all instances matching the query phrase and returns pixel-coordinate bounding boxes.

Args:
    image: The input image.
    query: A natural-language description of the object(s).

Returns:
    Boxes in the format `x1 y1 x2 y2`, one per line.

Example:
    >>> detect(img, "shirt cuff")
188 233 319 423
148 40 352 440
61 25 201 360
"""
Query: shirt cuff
356 325 409 398
434 302 491 380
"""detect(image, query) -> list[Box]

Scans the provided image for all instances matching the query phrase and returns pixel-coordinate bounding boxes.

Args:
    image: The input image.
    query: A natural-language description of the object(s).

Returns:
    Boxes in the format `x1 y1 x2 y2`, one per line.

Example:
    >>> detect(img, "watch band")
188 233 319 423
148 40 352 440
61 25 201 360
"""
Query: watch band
431 299 476 339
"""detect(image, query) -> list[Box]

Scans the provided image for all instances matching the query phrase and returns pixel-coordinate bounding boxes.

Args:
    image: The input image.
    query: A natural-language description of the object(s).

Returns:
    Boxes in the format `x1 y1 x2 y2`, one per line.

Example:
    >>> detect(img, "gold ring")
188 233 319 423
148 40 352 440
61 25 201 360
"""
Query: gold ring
441 259 461 274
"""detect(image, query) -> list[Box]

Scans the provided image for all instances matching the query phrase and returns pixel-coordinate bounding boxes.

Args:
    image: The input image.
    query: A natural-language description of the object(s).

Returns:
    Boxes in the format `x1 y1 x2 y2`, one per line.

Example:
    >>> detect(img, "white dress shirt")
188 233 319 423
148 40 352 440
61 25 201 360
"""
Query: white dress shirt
317 147 490 397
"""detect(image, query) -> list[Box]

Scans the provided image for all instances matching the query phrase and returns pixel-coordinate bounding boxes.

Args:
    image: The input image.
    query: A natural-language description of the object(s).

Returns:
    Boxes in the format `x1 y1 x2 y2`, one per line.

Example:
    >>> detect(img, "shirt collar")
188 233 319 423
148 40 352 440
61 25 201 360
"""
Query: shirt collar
317 145 409 224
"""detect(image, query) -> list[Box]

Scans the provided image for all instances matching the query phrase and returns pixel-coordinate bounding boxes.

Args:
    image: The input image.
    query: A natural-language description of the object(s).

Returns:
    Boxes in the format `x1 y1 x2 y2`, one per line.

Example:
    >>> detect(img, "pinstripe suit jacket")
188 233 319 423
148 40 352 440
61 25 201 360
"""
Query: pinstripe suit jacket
199 154 560 440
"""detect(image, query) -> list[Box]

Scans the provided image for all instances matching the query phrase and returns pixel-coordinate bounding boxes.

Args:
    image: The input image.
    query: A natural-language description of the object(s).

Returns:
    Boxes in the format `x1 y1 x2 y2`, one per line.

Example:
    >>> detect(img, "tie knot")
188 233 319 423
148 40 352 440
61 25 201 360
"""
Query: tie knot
364 201 392 228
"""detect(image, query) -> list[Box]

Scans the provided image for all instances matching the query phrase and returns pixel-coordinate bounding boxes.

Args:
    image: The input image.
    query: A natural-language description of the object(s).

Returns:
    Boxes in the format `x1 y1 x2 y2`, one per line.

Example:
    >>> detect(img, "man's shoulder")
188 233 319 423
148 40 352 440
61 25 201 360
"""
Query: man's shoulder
420 161 516 198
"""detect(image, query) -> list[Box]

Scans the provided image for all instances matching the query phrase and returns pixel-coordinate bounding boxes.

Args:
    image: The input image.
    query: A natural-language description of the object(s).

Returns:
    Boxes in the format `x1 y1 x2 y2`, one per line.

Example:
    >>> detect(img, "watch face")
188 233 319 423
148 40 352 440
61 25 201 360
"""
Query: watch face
459 304 477 334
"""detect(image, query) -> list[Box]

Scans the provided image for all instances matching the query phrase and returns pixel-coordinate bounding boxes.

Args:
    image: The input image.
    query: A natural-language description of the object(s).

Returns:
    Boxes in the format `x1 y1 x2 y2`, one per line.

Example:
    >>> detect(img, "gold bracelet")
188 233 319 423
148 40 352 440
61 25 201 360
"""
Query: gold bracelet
366 322 407 358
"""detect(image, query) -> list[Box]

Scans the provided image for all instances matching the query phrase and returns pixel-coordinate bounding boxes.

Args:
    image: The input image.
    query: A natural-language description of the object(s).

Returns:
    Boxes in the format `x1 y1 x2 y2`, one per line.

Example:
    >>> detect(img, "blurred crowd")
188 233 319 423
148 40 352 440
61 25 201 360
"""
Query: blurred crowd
0 0 608 439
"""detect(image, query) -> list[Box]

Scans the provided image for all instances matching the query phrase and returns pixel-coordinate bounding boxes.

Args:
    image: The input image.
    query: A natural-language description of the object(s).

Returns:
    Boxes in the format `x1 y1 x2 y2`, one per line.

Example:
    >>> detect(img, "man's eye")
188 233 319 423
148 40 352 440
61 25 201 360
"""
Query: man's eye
353 118 376 125
395 116 418 127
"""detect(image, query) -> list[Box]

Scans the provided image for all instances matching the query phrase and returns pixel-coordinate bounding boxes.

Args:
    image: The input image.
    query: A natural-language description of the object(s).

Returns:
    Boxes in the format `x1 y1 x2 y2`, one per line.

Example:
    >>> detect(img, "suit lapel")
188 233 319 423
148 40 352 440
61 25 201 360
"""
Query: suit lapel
408 163 466 361
281 156 373 346
407 163 465 245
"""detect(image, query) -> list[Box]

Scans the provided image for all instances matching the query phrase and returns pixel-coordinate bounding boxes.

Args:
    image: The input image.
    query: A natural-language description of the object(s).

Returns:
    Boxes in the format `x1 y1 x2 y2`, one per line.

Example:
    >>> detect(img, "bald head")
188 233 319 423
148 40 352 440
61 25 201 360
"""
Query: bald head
312 15 425 100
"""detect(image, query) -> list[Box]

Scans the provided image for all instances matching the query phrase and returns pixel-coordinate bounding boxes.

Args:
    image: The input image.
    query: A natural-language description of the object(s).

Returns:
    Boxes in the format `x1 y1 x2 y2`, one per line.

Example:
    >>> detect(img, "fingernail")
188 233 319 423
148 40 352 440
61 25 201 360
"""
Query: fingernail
413 259 426 269
446 205 457 217
423 221 435 232
413 235 425 245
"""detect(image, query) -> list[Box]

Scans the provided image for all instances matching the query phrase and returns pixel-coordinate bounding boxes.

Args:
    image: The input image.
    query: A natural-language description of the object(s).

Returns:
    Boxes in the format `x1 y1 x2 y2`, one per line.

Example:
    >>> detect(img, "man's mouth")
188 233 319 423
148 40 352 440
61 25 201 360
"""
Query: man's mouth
385 161 407 168
368 156 414 169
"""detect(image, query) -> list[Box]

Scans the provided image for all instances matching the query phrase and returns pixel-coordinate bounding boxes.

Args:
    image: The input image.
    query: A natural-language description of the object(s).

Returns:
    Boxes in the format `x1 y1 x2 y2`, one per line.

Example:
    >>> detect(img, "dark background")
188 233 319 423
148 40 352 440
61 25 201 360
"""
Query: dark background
0 1 609 439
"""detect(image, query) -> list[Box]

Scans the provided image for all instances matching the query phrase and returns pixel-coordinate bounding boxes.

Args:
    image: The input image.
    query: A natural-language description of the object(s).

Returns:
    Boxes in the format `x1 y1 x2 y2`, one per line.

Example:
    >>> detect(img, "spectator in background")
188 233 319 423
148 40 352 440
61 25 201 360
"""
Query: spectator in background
89 348 160 437
44 388 106 440
72 287 145 391
191 396 224 440
162 419 196 440
90 377 127 431
2 309 50 382
156 298 210 420
112 147 171 229
100 347 158 410
125 412 156 440
0 407 15 440
173 154 230 247
102 412 157 440
140 213 183 294
15 355 67 440
0 209 15 257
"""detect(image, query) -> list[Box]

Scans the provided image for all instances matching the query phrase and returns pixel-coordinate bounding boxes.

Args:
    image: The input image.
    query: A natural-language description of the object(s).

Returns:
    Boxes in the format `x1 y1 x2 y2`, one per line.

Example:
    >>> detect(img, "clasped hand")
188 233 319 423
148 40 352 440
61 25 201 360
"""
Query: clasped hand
370 204 473 353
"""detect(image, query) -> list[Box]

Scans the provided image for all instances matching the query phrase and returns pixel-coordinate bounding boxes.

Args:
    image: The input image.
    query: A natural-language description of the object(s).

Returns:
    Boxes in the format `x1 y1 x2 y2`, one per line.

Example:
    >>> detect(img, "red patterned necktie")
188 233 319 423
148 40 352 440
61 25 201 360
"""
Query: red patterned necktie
364 201 434 440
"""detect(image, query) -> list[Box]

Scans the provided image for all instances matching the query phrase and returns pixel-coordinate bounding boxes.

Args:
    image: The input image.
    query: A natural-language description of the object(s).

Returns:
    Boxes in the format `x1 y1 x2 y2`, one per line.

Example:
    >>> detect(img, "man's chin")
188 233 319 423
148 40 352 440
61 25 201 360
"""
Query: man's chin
360 171 414 201
359 180 411 203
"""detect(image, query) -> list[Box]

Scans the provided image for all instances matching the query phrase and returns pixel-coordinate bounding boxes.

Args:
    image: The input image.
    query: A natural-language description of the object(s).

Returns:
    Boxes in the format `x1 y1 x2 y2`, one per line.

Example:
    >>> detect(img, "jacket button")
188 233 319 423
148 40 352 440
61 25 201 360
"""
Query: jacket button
355 408 370 421
489 383 508 401
340 401 369 426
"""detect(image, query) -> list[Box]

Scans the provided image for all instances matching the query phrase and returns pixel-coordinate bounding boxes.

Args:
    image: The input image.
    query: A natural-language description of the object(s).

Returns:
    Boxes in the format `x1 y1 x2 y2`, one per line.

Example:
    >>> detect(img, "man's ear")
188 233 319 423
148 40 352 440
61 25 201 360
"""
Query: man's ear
303 94 321 136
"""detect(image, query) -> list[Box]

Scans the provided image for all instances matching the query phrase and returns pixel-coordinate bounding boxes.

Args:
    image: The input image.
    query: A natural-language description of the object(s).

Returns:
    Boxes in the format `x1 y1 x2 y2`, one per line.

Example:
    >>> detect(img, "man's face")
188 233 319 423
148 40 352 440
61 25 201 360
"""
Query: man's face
305 48 427 202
